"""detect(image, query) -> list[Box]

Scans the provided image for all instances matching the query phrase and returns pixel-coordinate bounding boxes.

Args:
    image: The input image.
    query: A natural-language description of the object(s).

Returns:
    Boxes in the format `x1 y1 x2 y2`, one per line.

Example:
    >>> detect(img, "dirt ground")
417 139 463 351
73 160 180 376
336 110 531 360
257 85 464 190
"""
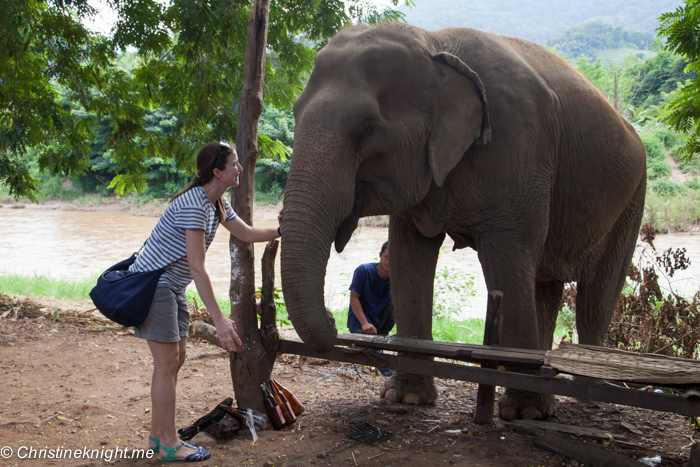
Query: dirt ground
0 294 696 466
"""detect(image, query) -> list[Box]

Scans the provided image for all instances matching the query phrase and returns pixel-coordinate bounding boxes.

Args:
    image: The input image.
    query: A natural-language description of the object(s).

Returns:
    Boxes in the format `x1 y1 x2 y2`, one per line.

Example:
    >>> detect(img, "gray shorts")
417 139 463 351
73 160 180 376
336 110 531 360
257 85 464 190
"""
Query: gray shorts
134 287 189 343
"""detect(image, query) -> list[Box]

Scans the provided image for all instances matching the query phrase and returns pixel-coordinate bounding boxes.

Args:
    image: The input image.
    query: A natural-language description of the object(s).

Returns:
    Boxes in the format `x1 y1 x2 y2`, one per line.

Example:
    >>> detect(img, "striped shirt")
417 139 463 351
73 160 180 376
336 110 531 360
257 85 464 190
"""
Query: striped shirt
129 186 237 293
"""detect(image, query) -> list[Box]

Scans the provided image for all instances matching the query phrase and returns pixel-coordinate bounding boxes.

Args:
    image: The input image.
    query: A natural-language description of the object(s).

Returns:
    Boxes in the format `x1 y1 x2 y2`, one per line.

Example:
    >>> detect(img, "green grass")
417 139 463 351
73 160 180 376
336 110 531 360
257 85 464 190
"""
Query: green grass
0 273 96 300
2 274 578 345
186 289 232 316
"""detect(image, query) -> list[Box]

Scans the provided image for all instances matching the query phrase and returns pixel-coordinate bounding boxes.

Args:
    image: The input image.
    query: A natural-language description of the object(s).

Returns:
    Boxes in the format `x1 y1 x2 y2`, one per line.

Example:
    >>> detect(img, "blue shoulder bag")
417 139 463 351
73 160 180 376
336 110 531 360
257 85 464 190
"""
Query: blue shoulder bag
89 245 168 327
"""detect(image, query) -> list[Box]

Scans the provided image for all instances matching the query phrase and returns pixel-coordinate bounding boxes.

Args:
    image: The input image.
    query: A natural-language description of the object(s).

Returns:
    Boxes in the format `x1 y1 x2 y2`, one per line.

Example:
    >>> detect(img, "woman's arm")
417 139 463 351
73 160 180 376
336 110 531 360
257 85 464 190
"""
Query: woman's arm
186 229 242 351
221 216 279 243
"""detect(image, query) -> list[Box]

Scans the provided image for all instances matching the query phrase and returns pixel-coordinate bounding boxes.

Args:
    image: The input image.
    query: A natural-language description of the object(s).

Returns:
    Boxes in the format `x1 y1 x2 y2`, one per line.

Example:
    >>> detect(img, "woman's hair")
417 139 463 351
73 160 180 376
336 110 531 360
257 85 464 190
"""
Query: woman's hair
170 140 235 223
380 241 389 256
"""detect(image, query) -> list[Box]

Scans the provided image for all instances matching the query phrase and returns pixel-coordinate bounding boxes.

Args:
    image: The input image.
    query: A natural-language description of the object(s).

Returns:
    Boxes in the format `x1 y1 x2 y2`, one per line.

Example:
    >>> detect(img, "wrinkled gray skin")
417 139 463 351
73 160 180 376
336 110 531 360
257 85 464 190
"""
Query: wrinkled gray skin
280 23 646 420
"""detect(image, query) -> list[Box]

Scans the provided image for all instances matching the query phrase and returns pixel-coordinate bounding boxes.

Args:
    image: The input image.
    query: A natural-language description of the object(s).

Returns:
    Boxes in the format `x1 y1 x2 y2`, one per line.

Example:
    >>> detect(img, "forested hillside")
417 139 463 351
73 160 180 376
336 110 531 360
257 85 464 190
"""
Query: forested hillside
397 0 683 43
545 22 654 61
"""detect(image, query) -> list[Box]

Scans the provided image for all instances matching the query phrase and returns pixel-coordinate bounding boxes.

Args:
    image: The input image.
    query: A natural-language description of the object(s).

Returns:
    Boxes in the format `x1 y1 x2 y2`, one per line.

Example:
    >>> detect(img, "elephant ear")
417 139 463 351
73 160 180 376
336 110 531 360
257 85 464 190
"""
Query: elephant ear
428 52 491 187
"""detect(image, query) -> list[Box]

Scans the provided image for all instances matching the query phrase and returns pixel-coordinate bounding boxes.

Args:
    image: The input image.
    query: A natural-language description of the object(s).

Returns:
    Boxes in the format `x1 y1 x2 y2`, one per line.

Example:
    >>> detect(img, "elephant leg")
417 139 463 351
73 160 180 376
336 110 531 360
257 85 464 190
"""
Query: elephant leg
576 194 642 346
570 196 642 404
475 231 558 420
536 280 565 351
498 280 563 420
380 214 444 405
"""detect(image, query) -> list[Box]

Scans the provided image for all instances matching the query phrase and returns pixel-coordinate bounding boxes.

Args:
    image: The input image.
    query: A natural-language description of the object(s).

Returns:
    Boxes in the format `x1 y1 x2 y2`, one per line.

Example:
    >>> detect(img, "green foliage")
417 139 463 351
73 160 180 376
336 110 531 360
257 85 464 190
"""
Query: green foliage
650 178 682 195
647 159 672 181
39 176 85 200
680 157 700 175
640 131 667 160
555 306 578 344
658 0 700 161
630 51 696 108
0 0 104 201
0 0 411 199
433 262 477 319
545 21 653 61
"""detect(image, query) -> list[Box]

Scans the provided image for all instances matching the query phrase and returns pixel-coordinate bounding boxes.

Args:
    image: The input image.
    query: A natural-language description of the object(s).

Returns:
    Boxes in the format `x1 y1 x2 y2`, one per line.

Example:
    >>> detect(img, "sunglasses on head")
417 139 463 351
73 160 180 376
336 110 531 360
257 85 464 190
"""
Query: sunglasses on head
219 139 231 152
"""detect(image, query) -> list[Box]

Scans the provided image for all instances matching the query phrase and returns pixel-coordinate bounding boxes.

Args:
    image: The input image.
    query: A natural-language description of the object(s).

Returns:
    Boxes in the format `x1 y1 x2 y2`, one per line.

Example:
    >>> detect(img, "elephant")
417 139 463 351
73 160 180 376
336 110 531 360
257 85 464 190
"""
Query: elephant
280 22 646 420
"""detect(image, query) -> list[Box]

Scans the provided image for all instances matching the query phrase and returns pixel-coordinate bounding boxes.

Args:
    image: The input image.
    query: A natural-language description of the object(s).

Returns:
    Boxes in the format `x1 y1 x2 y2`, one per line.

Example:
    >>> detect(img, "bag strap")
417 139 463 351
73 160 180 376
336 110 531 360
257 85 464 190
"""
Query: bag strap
136 239 148 256
135 238 182 271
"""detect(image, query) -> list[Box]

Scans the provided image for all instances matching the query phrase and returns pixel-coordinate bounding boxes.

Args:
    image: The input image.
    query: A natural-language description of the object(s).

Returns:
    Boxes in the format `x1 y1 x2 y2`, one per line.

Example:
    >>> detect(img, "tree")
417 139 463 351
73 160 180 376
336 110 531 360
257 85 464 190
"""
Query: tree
0 0 411 199
545 21 653 61
0 0 114 200
657 0 700 160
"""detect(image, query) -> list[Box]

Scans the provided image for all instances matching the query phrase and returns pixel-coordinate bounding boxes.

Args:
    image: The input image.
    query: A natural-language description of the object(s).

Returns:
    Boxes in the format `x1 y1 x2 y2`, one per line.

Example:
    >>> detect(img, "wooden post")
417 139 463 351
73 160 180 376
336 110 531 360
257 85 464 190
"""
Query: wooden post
474 290 503 425
228 0 276 415
690 443 700 467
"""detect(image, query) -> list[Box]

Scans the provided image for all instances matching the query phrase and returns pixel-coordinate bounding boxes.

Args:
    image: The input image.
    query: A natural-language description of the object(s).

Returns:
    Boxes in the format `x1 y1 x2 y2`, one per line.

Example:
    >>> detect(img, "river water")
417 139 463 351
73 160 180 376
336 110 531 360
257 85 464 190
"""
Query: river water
1 207 699 319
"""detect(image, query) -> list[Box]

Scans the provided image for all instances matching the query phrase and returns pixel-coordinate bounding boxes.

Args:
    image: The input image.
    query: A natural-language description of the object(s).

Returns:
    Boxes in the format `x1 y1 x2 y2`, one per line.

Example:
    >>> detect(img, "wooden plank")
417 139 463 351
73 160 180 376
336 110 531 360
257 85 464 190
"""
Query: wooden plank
335 334 547 365
336 334 464 359
508 419 626 441
336 333 546 354
540 366 557 378
277 339 700 417
534 431 642 467
470 349 544 367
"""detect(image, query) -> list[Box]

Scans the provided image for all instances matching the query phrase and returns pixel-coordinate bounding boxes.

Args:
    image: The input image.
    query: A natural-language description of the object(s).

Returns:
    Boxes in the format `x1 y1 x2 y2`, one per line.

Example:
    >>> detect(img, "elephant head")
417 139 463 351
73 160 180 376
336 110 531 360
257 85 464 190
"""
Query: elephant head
281 24 490 352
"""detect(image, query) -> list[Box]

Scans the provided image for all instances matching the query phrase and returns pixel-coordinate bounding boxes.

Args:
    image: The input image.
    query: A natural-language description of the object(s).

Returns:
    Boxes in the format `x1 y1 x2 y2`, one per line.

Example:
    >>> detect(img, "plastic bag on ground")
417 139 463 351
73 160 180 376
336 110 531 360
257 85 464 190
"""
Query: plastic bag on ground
246 409 258 443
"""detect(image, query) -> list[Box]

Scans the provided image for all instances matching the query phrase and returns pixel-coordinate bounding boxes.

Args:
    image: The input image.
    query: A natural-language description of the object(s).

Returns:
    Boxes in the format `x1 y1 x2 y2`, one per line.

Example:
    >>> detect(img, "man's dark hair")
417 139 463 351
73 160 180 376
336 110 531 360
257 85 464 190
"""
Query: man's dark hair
380 241 389 256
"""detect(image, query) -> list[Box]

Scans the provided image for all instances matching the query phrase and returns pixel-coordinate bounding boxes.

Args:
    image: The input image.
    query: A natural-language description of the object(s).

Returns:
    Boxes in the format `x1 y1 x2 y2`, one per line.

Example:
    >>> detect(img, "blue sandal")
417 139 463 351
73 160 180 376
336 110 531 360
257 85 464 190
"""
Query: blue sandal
157 441 211 462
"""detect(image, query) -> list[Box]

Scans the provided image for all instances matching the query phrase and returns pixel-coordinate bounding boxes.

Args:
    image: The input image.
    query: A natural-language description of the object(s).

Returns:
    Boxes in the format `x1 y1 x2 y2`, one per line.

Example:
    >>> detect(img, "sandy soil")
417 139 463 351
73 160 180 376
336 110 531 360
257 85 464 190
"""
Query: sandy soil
0 294 696 467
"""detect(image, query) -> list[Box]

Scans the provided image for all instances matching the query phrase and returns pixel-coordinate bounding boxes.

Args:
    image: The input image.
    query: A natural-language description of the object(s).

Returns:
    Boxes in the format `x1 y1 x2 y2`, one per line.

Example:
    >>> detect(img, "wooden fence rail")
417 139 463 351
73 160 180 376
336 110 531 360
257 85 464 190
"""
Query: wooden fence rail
277 337 700 418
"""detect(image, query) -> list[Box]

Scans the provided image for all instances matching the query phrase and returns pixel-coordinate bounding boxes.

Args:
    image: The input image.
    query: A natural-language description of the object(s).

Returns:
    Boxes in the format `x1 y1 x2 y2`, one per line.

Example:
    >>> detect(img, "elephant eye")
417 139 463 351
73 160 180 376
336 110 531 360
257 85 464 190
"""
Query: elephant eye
355 121 377 148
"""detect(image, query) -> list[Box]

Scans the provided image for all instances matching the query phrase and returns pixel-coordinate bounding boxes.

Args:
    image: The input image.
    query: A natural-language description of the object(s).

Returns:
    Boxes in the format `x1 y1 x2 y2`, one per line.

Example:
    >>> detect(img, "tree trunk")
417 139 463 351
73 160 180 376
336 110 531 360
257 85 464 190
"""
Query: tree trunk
228 0 275 415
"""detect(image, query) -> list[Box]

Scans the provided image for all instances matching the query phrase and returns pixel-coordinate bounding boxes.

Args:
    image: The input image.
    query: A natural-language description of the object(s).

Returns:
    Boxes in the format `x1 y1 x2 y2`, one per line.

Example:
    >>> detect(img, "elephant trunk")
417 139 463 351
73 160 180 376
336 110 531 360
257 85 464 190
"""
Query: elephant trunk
281 142 354 353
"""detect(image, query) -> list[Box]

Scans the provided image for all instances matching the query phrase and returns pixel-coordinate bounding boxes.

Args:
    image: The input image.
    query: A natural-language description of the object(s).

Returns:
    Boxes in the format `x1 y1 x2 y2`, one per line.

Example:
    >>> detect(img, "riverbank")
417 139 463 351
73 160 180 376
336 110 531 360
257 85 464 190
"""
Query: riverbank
3 189 700 232
0 194 284 220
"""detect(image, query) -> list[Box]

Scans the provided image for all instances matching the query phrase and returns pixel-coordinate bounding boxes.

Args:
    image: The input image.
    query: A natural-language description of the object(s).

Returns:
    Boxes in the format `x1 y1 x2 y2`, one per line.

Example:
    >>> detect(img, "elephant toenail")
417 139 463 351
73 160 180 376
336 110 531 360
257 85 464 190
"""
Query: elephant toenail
520 407 543 420
384 389 399 403
403 393 421 405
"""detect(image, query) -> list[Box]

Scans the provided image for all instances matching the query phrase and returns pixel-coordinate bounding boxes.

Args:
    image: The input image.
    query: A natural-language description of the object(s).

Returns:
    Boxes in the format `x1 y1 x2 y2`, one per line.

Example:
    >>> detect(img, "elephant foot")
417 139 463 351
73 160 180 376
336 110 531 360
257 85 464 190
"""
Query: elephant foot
497 389 557 421
380 373 438 405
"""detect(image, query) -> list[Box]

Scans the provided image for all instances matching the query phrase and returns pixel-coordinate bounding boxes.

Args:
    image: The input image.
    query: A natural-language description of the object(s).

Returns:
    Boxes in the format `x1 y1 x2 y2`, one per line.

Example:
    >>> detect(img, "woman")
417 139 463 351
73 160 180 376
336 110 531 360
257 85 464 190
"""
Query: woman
129 140 281 462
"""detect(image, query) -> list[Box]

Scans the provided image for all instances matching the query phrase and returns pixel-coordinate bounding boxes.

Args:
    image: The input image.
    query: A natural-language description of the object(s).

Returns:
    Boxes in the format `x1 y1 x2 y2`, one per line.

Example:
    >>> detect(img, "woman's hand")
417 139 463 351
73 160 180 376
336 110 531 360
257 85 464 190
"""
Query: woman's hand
212 314 243 352
278 208 283 229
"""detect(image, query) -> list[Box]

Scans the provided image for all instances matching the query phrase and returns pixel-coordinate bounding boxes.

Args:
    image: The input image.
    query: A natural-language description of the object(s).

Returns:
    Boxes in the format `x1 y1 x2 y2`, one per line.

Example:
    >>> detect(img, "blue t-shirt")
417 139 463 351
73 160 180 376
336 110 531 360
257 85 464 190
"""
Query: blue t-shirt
347 263 391 330
129 186 237 293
